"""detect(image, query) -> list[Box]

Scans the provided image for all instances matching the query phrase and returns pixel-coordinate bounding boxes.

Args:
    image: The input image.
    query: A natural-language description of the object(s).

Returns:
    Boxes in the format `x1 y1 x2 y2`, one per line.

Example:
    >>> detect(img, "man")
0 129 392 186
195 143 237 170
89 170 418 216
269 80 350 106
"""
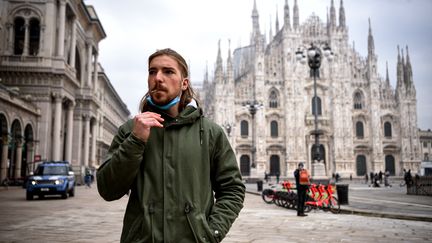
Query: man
294 162 309 217
97 48 245 243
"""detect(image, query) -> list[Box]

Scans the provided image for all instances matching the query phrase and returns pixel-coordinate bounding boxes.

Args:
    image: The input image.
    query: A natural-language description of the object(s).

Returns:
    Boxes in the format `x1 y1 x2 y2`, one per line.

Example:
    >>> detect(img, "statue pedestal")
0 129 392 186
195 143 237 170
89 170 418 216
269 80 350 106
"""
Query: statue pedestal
312 162 326 179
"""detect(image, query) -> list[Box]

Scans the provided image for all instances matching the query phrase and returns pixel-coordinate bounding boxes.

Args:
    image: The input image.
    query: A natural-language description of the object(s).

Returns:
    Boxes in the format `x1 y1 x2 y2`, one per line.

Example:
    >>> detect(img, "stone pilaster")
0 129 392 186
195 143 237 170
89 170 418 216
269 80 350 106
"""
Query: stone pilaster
65 102 75 163
83 115 90 167
70 18 77 67
14 141 23 179
1 137 9 181
57 0 66 57
52 93 62 161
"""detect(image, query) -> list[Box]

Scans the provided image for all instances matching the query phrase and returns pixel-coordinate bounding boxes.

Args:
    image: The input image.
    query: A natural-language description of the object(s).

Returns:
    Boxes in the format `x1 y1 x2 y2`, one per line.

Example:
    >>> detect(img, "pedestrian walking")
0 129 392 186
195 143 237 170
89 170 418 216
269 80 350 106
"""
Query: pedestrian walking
96 48 245 243
276 171 280 184
294 162 310 217
384 170 392 187
84 168 92 188
365 173 369 184
264 171 269 183
373 173 380 187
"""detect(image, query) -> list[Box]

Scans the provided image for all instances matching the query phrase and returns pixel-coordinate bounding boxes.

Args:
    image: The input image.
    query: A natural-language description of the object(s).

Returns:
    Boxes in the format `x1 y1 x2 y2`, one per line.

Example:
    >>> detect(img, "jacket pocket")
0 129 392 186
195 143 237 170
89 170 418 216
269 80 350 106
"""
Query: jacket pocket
123 216 144 243
184 204 219 243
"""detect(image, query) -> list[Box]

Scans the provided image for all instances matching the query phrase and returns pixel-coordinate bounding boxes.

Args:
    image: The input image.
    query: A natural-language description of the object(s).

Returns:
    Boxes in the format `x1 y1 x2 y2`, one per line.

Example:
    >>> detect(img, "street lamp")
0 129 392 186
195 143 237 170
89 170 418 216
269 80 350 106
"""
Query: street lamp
244 100 262 168
296 43 333 163
223 122 232 137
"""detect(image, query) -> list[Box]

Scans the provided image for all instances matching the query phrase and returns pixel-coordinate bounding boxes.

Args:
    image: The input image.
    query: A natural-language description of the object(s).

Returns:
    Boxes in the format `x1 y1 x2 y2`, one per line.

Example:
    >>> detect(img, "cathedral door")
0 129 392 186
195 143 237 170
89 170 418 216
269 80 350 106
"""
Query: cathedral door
356 155 367 176
240 155 250 176
269 155 280 176
385 155 395 176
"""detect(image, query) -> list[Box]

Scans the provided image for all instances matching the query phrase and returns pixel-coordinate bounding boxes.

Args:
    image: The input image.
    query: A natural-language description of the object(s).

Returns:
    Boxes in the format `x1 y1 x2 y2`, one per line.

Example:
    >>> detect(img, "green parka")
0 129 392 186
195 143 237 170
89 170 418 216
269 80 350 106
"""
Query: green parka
97 105 245 243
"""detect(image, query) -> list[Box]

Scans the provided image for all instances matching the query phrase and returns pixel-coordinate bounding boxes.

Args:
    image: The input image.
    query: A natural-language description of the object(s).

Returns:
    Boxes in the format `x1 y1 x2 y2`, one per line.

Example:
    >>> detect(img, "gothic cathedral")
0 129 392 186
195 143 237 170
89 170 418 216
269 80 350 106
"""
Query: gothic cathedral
200 0 421 179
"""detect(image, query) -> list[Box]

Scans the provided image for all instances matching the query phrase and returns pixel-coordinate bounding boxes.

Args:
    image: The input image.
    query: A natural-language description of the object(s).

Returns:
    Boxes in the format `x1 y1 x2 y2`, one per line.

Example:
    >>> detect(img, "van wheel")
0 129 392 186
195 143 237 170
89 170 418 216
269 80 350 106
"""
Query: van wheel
62 190 69 199
26 192 33 200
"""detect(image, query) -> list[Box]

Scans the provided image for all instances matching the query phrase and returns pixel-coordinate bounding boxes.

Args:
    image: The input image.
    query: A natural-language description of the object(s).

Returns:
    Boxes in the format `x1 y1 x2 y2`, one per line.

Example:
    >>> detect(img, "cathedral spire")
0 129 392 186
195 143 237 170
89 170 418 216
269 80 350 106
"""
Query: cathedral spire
396 45 405 91
293 0 299 29
227 39 233 80
330 0 336 29
367 18 375 57
227 39 232 66
203 61 209 86
275 6 279 32
405 45 413 86
216 39 223 75
385 61 390 86
252 0 260 37
269 15 273 41
339 0 346 29
284 0 291 30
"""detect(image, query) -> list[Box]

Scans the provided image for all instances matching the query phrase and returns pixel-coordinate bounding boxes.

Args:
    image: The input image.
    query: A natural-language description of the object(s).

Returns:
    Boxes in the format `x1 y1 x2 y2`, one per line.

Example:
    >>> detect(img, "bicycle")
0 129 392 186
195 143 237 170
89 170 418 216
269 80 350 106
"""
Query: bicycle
1 178 10 189
305 183 340 214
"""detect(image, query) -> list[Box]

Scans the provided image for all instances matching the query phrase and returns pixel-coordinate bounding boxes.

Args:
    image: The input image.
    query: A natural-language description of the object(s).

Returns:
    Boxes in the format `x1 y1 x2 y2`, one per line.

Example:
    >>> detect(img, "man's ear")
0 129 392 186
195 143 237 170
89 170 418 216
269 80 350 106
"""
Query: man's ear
181 78 189 91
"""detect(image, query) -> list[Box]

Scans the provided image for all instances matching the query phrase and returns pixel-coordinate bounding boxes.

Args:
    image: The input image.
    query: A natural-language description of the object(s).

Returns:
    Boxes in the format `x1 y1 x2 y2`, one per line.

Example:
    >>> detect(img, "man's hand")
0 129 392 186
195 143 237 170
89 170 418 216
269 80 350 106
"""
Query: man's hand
132 112 164 142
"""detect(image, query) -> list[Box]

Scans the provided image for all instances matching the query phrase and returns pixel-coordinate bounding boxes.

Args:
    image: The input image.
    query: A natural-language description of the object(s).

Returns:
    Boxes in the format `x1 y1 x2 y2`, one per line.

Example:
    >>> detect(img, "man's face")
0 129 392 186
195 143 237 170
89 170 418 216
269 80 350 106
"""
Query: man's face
148 55 188 105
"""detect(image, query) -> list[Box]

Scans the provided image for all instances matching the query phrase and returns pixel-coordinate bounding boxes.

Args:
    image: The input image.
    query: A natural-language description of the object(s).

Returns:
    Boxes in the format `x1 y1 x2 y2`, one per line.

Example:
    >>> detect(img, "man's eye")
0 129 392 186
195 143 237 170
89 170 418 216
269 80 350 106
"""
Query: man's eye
149 70 156 75
164 70 175 74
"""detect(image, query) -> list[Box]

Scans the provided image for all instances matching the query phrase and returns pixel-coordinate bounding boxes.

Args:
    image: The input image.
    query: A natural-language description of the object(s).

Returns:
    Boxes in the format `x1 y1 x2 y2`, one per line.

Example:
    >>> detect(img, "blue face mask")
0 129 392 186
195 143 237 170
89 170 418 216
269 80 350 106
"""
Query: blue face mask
147 95 180 110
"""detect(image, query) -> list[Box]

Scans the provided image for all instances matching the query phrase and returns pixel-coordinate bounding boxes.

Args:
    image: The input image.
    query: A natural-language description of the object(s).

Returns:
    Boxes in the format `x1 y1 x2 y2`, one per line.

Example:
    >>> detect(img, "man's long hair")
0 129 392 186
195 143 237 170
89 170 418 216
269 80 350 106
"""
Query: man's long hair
139 48 198 113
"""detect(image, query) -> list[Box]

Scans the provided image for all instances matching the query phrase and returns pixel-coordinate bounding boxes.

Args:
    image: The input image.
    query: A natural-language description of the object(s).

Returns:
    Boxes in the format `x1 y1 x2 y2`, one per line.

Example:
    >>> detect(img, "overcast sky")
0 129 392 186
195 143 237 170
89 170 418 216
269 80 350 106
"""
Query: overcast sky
85 0 432 130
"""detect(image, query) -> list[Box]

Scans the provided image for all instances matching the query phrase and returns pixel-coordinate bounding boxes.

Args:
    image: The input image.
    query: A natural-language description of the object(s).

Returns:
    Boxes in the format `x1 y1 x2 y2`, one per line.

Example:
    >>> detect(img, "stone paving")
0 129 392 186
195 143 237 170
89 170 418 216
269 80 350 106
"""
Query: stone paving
0 182 431 242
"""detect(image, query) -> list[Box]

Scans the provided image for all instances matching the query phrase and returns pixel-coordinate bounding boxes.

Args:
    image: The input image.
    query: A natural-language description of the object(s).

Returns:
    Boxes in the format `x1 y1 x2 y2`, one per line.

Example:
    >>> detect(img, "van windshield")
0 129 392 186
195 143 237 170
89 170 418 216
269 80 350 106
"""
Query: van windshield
34 166 68 176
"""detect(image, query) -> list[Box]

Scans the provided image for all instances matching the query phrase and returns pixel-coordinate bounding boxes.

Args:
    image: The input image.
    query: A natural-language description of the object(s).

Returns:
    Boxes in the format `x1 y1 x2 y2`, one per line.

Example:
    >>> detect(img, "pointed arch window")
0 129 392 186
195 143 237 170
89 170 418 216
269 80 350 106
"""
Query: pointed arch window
270 121 278 137
354 91 364 109
269 90 278 108
240 120 249 137
312 96 322 115
384 122 392 138
14 17 25 55
356 121 364 139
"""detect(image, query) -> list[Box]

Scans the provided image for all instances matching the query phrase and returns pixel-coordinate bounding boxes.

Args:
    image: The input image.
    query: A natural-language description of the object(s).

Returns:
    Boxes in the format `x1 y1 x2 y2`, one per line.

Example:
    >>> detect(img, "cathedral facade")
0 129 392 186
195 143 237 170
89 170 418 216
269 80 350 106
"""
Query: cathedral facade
0 0 129 183
201 0 421 179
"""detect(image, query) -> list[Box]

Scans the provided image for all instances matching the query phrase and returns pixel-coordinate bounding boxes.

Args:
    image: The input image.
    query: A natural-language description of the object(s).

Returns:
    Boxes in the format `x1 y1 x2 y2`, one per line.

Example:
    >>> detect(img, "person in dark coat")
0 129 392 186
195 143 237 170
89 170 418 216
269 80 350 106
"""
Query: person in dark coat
294 162 309 217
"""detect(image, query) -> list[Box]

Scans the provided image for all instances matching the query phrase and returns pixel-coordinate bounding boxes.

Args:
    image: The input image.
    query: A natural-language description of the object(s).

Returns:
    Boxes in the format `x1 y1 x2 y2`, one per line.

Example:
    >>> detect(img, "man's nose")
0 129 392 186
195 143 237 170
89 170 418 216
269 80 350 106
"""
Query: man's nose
155 71 164 81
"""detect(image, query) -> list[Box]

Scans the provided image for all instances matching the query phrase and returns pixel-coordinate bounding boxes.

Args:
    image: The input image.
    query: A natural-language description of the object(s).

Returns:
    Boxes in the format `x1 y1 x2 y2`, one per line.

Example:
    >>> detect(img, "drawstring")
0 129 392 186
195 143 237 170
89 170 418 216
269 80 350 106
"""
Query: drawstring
148 200 155 243
184 203 199 243
199 111 204 145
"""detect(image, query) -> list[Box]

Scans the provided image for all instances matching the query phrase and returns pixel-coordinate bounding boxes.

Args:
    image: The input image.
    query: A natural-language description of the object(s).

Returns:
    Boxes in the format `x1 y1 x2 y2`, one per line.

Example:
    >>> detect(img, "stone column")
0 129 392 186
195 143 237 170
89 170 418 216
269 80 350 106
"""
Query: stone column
25 142 34 173
65 102 75 163
52 93 63 161
72 115 82 167
23 23 29 56
86 44 93 87
57 0 66 57
14 141 23 179
1 137 9 181
70 19 77 68
90 119 97 167
83 115 90 167
93 52 99 92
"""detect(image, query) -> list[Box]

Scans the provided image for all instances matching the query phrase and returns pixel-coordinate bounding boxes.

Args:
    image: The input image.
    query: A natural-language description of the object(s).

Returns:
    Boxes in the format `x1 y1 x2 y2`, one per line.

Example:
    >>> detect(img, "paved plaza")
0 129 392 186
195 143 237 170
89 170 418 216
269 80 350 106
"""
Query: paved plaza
0 182 431 243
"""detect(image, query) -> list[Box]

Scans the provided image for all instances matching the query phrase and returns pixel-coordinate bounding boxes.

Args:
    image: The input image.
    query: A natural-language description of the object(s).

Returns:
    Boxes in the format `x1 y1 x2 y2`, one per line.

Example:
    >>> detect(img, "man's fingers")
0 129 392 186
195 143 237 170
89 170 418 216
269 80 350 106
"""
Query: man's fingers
134 113 164 128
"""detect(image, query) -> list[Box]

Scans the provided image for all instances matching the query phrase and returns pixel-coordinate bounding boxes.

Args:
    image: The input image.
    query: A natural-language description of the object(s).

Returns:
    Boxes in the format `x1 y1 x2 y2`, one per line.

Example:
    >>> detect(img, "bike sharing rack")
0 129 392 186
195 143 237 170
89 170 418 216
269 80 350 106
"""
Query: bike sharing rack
261 180 341 214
